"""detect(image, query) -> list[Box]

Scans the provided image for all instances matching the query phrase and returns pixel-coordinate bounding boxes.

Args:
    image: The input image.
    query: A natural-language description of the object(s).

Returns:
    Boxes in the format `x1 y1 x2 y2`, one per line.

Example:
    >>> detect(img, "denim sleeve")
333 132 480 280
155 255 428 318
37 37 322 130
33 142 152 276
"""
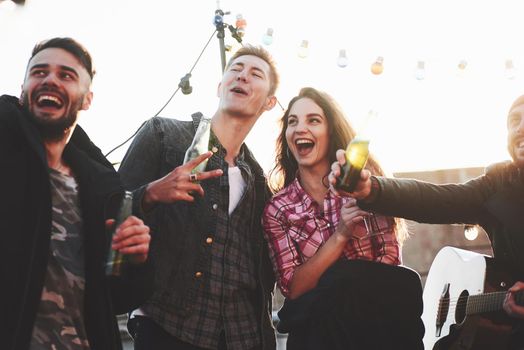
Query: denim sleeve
118 117 163 218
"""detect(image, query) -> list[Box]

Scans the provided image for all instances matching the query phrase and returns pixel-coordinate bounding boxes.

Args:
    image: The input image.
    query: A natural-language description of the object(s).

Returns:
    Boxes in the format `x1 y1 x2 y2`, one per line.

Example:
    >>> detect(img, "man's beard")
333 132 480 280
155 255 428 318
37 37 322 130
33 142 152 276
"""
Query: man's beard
23 93 82 142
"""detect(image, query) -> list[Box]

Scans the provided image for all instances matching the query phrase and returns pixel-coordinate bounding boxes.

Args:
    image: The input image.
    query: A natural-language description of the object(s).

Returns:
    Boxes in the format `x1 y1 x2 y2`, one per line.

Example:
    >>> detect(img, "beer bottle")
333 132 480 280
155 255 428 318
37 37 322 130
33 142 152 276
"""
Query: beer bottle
105 191 133 276
336 110 376 192
183 117 212 177
336 137 370 192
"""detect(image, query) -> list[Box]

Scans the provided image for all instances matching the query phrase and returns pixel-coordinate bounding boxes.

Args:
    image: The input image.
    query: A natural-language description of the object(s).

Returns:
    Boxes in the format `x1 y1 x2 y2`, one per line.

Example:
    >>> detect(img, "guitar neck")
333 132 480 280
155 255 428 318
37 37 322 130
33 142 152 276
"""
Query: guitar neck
467 290 524 315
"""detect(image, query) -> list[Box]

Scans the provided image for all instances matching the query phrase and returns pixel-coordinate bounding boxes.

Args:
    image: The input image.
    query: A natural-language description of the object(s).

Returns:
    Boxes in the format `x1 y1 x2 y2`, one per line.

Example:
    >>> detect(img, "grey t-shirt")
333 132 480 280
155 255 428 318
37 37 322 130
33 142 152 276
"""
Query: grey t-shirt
30 169 90 350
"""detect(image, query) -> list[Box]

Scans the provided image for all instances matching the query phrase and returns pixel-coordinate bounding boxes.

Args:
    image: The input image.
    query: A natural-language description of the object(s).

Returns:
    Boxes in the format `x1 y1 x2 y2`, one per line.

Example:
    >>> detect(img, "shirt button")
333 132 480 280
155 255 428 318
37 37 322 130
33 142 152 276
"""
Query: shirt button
195 271 203 278
212 203 218 210
206 237 213 244
211 146 219 153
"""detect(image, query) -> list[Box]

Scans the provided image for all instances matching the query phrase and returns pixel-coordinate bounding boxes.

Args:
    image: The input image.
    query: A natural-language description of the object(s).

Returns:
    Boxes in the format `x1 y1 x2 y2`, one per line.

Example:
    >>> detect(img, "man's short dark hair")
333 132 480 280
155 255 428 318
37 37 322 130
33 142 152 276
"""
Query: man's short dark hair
30 37 96 79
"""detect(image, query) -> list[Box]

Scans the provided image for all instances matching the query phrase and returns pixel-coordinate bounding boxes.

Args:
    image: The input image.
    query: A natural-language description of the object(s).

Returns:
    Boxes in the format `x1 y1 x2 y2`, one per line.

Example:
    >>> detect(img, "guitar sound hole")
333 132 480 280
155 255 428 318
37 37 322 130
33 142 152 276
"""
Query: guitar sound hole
455 290 469 324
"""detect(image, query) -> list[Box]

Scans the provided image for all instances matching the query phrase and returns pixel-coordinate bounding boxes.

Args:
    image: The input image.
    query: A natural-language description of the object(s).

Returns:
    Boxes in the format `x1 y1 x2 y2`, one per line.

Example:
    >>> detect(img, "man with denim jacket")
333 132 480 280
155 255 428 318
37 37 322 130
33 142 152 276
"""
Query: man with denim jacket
119 45 279 350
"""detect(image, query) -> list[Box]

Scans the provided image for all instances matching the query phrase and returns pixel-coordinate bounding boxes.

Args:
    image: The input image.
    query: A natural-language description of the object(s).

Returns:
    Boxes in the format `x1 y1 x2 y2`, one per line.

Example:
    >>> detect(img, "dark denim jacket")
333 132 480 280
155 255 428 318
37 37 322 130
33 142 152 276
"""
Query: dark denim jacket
118 114 276 349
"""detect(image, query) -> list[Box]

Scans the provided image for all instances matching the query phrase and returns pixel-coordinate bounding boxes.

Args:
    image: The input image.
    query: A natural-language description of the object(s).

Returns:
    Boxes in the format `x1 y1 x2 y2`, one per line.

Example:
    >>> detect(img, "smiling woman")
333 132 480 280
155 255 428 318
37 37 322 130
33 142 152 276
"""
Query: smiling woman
262 87 419 349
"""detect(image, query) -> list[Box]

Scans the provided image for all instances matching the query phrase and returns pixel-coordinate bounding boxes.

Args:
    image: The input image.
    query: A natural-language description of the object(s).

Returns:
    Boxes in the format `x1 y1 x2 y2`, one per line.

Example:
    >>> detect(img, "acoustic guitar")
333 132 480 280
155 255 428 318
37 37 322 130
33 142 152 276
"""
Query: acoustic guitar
422 246 523 349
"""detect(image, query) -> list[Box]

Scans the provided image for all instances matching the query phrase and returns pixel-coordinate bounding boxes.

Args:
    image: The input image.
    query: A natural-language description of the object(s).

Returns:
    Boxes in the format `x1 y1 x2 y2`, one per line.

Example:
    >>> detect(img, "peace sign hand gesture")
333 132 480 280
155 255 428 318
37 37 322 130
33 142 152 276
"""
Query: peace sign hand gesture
142 151 223 211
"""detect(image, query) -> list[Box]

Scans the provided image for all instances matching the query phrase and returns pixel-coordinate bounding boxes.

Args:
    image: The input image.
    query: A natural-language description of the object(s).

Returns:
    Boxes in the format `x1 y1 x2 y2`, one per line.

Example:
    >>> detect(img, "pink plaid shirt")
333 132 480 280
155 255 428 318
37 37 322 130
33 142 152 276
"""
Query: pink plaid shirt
262 178 401 297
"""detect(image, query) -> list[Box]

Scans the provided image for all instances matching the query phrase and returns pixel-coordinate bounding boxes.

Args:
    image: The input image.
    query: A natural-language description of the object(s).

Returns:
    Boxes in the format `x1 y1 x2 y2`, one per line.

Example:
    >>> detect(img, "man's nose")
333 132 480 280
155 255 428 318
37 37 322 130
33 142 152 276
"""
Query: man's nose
236 70 248 82
42 72 59 86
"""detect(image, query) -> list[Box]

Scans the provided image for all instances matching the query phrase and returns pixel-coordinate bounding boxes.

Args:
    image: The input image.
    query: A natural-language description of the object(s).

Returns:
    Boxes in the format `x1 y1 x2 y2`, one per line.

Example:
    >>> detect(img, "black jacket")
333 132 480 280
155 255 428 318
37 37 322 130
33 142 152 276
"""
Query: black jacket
359 161 524 279
0 95 152 349
119 115 276 349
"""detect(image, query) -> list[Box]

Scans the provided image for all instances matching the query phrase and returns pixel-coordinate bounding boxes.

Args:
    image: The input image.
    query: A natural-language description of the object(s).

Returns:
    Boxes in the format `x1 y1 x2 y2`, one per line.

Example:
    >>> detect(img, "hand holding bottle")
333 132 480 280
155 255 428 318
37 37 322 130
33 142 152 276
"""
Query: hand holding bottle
335 137 369 192
330 149 373 200
106 192 151 276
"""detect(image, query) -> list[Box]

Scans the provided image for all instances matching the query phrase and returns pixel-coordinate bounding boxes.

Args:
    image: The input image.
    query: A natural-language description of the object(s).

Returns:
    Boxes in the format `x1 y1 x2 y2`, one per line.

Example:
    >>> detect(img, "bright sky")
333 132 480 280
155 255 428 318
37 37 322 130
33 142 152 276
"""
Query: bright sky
1 0 523 173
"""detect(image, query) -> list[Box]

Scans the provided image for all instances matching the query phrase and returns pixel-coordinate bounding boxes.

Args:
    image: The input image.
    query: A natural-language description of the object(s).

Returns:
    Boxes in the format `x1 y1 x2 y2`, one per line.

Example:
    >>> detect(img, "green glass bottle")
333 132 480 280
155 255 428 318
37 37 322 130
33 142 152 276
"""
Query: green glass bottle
336 137 370 192
183 117 212 177
105 191 133 276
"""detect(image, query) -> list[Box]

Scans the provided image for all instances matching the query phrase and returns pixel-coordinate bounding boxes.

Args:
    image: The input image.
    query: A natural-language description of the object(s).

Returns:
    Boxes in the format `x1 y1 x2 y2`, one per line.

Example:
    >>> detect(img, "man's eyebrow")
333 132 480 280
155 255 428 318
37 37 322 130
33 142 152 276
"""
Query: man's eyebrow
230 62 244 68
30 63 79 77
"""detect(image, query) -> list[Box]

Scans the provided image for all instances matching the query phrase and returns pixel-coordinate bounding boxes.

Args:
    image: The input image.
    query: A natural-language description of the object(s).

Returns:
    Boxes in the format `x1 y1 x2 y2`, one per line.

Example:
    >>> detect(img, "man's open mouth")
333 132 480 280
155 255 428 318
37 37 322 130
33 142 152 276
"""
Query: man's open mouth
36 94 64 109
231 86 248 95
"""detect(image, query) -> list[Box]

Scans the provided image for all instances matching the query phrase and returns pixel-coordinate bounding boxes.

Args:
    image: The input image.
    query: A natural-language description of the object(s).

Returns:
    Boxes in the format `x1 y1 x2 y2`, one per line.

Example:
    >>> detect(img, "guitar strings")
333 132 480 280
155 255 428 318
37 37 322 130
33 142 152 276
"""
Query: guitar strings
434 290 510 317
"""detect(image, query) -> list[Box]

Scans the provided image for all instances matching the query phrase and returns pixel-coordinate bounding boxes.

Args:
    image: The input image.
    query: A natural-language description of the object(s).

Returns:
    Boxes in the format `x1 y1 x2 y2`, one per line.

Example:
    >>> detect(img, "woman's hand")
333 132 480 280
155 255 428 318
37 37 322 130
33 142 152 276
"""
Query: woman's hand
334 198 369 241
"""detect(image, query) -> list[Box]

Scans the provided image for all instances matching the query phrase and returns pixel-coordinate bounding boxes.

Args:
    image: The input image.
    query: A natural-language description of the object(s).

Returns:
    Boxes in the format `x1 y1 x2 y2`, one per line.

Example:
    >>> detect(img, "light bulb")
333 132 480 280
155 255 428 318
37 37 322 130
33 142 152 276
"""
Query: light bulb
505 59 516 80
0 0 17 10
464 224 479 241
235 14 247 37
456 60 468 77
370 56 384 75
337 49 349 68
262 28 274 46
298 40 309 59
414 61 425 80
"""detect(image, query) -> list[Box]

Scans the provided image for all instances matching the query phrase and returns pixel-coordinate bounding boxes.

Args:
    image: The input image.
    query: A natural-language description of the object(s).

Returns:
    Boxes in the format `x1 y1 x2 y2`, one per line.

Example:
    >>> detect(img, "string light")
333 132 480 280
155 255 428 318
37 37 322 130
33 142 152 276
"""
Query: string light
337 49 349 68
370 56 384 75
414 61 425 80
262 28 274 46
235 13 247 38
505 59 516 80
298 40 309 59
0 0 17 10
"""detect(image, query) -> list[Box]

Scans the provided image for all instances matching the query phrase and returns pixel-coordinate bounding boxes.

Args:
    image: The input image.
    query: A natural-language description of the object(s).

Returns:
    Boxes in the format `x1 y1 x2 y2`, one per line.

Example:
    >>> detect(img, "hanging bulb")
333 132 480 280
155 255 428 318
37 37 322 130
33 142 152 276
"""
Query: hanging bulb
262 28 274 46
414 61 425 80
505 59 516 80
337 49 349 68
235 13 247 38
0 0 17 10
456 59 468 77
298 40 309 59
370 56 384 75
464 224 479 241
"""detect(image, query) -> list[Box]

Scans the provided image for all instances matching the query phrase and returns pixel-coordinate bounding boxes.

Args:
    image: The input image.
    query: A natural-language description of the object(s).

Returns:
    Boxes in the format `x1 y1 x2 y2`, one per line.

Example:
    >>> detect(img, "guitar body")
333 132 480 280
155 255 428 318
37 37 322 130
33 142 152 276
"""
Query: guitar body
422 246 517 350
